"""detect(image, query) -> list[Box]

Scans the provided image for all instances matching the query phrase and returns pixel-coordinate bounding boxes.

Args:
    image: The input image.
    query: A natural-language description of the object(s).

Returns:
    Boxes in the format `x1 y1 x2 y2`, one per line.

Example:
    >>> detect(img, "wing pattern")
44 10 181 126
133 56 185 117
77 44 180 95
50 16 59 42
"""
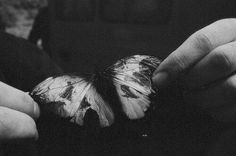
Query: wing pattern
108 55 161 119
31 75 114 127
31 55 161 127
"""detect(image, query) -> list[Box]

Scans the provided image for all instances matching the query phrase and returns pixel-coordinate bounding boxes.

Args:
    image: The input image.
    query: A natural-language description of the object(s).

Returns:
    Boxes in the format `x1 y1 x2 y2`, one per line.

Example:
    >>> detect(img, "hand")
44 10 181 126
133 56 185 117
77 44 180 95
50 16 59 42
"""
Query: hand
0 81 40 141
152 18 236 122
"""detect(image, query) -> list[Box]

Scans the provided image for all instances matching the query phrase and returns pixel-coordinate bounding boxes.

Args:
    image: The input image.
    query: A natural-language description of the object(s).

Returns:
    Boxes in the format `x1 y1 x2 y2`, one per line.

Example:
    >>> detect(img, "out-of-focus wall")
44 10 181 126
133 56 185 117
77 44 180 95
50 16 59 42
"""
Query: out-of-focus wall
49 0 236 74
0 0 48 38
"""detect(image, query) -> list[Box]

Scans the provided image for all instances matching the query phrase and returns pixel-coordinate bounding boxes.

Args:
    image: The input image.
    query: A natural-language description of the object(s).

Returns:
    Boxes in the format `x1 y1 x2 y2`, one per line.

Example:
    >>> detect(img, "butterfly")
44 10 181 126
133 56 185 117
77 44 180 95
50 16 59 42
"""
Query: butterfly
30 55 161 127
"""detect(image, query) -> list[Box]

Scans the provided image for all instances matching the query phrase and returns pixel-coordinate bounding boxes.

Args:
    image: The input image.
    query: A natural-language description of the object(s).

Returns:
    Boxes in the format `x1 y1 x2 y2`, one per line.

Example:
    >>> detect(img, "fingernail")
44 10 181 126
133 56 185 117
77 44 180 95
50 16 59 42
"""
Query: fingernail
33 101 40 119
152 72 169 88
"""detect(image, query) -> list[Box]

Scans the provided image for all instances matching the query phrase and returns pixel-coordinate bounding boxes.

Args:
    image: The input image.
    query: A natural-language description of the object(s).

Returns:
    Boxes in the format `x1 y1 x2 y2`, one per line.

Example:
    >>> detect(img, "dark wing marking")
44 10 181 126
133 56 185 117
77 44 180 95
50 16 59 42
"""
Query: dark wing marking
31 55 160 126
71 85 114 127
31 75 114 127
109 55 161 119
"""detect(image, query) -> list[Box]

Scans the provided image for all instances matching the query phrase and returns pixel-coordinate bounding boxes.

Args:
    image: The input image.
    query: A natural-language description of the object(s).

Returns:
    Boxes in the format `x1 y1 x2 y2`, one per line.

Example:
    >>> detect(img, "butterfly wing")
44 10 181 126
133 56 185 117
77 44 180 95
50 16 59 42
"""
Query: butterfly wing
31 55 160 126
108 55 161 119
31 75 114 127
79 85 114 127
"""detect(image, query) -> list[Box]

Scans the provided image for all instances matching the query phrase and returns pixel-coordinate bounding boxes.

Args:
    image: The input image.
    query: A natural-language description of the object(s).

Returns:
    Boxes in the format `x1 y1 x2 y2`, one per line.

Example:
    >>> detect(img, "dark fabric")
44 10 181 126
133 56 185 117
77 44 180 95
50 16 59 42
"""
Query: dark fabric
35 81 223 156
28 7 51 56
0 32 63 92
0 32 63 156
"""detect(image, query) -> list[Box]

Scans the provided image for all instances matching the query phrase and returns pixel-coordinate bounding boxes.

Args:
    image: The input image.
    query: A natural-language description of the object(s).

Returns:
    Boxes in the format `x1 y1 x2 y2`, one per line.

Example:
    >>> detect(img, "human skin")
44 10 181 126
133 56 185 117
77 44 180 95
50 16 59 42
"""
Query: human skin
152 18 236 122
0 81 39 141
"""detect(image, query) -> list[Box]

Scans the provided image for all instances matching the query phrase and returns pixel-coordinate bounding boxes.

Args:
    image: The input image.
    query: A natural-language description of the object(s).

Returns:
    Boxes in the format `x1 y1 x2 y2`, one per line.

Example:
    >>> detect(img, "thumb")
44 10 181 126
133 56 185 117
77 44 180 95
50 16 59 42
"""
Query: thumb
152 19 236 88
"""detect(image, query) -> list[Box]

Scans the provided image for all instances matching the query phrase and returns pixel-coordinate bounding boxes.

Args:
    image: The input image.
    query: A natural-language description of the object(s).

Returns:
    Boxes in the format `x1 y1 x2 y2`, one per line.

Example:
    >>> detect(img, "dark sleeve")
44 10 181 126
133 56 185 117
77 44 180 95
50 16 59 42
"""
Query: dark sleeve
28 14 41 44
0 32 63 91
28 7 49 44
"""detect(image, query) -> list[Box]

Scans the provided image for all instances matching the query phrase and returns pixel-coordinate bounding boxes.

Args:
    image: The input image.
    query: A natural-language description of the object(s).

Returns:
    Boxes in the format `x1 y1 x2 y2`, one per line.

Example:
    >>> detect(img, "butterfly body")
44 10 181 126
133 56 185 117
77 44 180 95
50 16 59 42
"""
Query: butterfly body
31 55 161 127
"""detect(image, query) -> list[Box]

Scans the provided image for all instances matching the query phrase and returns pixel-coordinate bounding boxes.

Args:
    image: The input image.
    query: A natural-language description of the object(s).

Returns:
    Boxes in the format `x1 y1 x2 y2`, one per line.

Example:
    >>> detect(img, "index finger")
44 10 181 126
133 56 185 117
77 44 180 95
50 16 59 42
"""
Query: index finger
152 18 236 88
0 82 40 119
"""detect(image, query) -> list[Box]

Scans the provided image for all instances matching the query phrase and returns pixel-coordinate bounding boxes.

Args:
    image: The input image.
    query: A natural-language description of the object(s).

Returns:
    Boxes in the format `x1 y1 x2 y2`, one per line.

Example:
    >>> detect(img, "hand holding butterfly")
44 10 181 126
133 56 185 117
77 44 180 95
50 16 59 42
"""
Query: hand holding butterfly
0 81 40 141
153 18 236 122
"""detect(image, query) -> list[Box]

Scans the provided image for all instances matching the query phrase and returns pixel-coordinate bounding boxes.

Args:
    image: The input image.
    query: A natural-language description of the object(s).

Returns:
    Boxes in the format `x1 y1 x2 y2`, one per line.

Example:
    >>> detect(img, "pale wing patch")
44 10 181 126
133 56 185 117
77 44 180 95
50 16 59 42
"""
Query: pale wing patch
114 82 150 119
111 55 161 119
31 75 114 127
31 75 90 119
72 85 114 127
31 55 161 127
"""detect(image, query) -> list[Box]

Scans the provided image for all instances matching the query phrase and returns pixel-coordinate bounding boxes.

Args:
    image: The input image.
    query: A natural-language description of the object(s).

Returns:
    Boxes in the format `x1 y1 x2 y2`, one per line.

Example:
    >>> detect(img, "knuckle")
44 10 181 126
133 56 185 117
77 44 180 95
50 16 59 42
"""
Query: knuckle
169 53 189 73
211 49 233 72
191 31 213 52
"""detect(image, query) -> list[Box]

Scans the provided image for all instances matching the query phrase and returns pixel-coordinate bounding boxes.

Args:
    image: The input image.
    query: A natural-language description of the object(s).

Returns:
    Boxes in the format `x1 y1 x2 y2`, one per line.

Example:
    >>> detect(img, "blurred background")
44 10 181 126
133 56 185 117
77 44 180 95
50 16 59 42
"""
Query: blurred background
0 0 47 38
1 0 236 75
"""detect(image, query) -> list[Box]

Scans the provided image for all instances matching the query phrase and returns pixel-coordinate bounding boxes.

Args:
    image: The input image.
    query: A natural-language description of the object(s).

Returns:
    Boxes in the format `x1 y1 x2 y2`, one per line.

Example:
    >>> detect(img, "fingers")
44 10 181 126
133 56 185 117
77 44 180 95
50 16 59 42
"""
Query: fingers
185 74 236 122
186 41 236 88
153 18 236 87
0 82 40 119
0 106 38 141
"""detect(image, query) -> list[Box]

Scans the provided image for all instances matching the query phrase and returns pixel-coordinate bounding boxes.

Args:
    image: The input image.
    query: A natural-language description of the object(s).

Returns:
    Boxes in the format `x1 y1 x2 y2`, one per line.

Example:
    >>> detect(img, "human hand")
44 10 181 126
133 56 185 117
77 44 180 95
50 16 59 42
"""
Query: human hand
152 18 236 122
0 81 40 141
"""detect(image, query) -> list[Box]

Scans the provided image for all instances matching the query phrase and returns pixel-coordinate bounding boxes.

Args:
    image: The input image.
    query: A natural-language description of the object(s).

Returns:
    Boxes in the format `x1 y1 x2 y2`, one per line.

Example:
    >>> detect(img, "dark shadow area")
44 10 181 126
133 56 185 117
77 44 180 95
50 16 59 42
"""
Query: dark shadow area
1 0 236 155
34 80 224 156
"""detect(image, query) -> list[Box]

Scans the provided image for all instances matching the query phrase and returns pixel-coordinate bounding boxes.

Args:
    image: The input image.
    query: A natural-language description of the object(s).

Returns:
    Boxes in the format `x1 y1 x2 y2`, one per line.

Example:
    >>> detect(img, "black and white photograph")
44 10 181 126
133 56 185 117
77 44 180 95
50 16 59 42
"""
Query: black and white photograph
0 0 236 155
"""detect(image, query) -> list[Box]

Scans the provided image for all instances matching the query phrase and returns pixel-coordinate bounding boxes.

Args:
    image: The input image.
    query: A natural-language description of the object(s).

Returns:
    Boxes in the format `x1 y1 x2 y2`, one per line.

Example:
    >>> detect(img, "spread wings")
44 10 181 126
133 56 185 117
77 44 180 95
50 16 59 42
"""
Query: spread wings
31 55 161 127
